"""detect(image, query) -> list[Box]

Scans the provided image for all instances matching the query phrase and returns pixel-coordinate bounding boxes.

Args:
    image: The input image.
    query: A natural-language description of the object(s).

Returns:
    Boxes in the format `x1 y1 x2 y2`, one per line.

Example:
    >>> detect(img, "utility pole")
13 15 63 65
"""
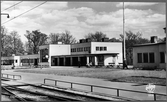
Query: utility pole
123 2 127 69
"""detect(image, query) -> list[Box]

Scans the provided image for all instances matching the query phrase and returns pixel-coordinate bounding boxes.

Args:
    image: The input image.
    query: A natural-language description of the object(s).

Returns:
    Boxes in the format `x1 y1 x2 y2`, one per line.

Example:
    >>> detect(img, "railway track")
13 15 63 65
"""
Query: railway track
2 82 116 101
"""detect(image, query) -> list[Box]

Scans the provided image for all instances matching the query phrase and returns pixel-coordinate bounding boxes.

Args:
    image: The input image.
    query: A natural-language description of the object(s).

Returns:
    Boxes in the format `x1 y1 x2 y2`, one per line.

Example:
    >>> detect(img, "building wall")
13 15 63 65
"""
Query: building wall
133 44 166 69
91 42 122 54
91 42 123 63
158 44 166 69
71 43 91 55
104 55 115 66
49 44 71 66
14 56 20 66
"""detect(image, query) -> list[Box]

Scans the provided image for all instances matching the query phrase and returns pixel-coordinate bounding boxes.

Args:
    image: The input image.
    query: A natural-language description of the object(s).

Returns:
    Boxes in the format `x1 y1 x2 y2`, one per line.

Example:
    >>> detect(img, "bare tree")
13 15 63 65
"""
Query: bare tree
2 30 24 56
48 33 60 44
25 30 48 54
85 31 107 42
60 30 76 44
1 26 8 56
120 31 149 65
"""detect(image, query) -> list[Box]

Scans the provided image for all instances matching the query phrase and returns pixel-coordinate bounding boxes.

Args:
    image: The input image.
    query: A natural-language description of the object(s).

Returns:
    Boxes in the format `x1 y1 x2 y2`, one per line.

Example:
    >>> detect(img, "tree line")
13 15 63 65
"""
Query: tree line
1 26 165 65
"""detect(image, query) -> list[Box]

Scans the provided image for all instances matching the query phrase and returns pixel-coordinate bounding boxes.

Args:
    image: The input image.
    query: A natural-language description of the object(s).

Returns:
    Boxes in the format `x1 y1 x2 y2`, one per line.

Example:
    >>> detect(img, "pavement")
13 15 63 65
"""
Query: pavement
1 68 166 100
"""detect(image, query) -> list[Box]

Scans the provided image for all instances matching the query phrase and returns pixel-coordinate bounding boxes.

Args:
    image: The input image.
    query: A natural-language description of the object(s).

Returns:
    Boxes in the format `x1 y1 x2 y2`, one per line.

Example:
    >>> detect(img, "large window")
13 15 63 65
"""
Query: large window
149 53 154 63
137 53 142 63
160 52 165 63
143 53 148 63
40 49 49 62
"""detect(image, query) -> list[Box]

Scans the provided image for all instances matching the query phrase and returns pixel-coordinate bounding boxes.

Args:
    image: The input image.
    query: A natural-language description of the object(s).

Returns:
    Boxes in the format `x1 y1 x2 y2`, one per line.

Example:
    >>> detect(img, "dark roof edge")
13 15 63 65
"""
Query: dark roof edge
133 42 166 47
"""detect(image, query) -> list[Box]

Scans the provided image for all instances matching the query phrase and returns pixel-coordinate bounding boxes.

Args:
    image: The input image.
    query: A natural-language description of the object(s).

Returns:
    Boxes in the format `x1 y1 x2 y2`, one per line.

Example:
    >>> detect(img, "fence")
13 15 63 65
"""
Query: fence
43 78 166 101
1 73 21 80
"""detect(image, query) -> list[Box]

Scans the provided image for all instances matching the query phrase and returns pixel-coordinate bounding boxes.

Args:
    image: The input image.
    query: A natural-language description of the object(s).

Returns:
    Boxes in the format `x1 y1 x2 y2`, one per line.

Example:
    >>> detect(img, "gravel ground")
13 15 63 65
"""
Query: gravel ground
13 67 166 85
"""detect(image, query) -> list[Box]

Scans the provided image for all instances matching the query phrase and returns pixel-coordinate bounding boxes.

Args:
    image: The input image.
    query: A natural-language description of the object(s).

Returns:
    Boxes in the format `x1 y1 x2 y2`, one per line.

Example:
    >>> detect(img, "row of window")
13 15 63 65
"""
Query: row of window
21 59 34 63
137 52 165 63
96 47 107 51
71 47 91 52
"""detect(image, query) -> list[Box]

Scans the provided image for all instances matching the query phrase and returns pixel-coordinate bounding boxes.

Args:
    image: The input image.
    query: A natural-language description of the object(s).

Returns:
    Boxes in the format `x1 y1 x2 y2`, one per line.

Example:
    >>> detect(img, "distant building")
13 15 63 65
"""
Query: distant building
133 36 166 69
1 54 39 67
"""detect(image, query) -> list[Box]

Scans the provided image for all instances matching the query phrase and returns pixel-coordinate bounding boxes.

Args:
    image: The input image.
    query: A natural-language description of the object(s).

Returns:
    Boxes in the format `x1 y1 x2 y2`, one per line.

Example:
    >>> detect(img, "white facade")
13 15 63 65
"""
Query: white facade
1 55 20 66
39 44 71 67
51 42 123 66
91 42 123 65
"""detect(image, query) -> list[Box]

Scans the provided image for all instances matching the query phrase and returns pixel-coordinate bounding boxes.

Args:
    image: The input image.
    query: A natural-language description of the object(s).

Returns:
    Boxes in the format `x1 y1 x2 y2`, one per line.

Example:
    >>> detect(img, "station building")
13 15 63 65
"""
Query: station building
133 36 166 69
39 39 123 67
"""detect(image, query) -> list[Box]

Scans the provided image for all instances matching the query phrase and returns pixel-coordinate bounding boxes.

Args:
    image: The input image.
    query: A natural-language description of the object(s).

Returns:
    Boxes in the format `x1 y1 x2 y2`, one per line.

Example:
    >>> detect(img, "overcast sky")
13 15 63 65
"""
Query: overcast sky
1 1 166 43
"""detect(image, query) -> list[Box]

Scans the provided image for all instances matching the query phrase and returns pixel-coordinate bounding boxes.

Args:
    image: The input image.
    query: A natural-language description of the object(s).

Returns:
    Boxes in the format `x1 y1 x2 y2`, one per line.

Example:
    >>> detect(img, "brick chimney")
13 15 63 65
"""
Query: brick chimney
150 36 158 43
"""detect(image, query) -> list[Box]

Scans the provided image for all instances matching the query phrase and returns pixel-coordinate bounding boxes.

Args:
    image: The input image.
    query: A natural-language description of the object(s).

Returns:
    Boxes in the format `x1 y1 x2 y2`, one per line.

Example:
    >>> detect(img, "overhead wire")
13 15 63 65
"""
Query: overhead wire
1 1 23 12
2 1 47 25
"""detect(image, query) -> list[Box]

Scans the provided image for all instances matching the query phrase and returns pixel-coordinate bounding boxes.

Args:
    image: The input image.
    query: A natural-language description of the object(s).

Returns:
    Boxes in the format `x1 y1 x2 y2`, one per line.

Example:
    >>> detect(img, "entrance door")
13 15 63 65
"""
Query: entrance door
54 58 58 66
80 57 87 66
34 59 38 66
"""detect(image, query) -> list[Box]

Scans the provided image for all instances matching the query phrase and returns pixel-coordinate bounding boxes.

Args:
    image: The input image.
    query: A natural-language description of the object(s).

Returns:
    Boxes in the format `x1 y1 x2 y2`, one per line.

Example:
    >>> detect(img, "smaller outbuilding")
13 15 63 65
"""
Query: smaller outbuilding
133 36 166 70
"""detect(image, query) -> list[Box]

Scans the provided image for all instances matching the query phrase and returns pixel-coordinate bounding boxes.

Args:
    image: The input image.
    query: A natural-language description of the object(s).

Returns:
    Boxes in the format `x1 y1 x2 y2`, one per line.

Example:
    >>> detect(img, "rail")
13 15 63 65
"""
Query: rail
43 78 166 101
1 73 21 80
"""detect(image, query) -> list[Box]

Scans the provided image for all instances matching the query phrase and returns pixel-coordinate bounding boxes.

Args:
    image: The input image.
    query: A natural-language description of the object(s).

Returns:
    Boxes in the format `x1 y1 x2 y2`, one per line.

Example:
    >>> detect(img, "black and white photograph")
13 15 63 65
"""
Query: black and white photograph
1 0 166 101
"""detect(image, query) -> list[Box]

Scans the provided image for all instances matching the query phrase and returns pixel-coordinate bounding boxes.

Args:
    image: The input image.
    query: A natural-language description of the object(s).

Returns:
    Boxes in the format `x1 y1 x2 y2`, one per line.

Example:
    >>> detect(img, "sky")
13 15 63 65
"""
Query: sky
1 1 166 43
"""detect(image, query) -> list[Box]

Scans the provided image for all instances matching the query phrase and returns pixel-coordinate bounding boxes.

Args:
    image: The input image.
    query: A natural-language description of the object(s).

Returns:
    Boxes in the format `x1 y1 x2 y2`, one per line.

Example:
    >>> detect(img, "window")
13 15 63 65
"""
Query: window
86 47 88 51
143 53 148 63
88 47 90 51
81 48 83 52
71 49 73 52
137 53 142 63
96 47 99 51
77 48 79 52
15 60 17 63
104 47 107 51
84 47 86 51
100 47 103 51
149 53 154 63
160 52 165 63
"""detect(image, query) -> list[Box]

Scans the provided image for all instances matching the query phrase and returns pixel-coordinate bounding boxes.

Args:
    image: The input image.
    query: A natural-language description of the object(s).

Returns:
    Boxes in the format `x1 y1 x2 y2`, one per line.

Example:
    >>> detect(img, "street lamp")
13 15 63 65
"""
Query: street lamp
1 13 10 18
45 55 49 59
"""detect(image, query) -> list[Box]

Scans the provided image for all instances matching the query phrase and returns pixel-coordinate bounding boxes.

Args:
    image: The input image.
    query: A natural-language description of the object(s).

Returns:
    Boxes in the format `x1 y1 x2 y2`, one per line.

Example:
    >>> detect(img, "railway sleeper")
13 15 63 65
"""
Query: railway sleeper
4 86 83 101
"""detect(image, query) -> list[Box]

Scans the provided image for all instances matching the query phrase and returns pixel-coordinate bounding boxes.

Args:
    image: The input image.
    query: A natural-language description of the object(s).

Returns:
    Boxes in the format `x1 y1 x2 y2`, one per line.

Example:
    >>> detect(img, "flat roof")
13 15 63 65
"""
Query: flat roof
51 53 119 57
70 41 122 45
133 42 165 47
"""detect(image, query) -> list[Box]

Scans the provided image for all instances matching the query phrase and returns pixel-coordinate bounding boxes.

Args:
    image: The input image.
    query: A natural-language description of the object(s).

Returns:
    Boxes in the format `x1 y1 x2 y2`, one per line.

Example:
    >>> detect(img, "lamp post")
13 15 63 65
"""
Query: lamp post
1 13 10 18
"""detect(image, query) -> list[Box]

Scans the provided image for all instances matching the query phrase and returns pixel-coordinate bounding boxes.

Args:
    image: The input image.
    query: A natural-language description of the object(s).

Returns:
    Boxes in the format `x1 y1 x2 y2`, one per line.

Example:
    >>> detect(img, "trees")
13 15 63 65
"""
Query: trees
85 31 107 42
120 31 150 65
1 26 8 56
48 30 76 44
109 38 121 42
25 30 48 54
60 30 76 44
48 33 60 44
1 29 24 56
